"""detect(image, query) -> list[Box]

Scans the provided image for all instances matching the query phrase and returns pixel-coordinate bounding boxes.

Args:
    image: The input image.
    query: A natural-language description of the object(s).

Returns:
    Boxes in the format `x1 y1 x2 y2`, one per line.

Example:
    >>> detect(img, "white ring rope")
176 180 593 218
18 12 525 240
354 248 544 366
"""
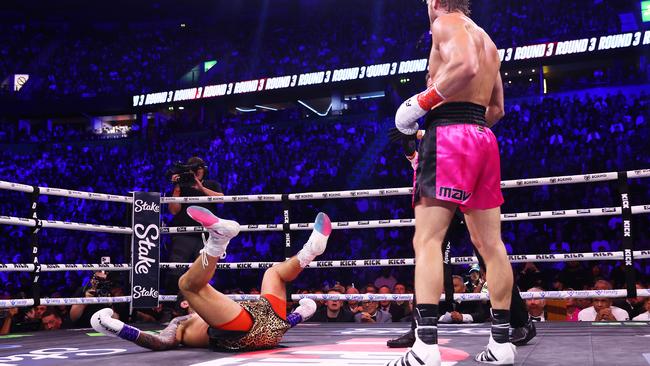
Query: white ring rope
0 180 132 203
161 204 650 234
292 289 650 302
0 294 261 308
160 194 282 204
5 289 648 308
0 289 650 308
0 215 132 234
155 169 650 203
1 170 648 205
3 250 649 273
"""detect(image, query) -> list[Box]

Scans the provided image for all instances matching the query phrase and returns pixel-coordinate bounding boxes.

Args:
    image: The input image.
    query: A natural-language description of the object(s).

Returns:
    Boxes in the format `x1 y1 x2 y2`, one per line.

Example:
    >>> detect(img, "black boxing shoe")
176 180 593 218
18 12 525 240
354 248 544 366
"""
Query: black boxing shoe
510 316 536 346
386 329 415 348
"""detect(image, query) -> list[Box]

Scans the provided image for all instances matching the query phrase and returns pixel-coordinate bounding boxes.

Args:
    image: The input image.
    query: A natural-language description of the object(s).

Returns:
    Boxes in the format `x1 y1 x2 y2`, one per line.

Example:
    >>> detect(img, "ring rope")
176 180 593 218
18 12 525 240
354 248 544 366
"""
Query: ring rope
292 289 650 302
2 250 649 273
4 289 649 308
1 170 649 205
0 215 132 234
156 169 650 204
0 181 132 203
160 204 650 234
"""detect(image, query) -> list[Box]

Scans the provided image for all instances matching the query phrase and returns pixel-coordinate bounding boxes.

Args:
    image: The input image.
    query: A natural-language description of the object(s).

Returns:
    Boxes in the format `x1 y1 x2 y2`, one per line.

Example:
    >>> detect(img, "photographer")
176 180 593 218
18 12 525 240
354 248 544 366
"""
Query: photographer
166 156 223 292
70 271 116 327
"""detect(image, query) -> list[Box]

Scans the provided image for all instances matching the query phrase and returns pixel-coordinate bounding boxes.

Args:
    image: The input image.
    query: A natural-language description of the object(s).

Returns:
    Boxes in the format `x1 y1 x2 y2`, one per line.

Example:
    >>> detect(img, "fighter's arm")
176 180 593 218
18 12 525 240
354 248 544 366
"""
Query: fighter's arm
92 308 191 351
429 17 479 99
133 315 188 351
394 17 478 135
485 72 505 127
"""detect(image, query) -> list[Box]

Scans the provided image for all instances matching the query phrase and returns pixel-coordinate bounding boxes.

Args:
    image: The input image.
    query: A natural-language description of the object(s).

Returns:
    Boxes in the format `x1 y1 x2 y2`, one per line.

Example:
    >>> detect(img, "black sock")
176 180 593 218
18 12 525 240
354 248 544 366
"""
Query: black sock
509 286 529 328
410 295 418 331
491 309 511 344
415 303 439 319
415 304 439 345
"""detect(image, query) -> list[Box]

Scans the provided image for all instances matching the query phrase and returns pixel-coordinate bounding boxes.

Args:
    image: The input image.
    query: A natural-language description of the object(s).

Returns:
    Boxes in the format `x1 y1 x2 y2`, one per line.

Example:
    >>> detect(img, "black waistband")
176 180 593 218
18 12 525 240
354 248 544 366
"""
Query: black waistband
424 102 487 129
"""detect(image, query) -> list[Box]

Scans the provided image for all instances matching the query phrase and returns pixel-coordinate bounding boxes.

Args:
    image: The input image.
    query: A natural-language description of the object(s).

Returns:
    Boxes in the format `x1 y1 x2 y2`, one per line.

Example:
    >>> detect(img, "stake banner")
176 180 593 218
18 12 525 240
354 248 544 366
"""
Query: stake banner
131 192 161 310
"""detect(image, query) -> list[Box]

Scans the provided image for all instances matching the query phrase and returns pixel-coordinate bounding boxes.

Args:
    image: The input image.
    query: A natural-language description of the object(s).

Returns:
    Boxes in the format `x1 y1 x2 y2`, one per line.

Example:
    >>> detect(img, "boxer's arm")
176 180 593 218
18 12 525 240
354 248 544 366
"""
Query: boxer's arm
429 17 479 100
394 17 478 134
485 73 505 127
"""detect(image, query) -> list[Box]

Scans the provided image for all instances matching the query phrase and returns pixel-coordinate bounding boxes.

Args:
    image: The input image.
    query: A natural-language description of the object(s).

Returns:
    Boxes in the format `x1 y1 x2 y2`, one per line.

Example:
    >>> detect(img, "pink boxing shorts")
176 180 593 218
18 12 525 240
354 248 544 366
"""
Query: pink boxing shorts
413 102 504 212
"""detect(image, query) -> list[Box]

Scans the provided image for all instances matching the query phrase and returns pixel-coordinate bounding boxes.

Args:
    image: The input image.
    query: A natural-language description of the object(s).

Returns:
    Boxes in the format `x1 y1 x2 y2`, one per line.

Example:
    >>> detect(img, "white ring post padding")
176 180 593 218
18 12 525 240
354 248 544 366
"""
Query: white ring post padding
160 194 282 204
291 289 650 302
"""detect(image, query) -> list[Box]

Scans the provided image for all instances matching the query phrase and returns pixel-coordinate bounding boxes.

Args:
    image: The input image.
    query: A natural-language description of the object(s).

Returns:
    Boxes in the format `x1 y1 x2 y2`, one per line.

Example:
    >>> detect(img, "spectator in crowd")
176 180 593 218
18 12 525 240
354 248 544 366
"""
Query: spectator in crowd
558 261 591 291
632 297 650 321
388 283 411 322
465 265 484 293
0 307 18 335
525 287 547 322
354 299 392 323
439 276 488 324
518 262 544 291
70 271 120 328
41 309 69 330
567 295 592 322
374 268 397 291
363 284 378 294
578 280 630 321
309 289 354 322
345 286 364 315
614 283 647 320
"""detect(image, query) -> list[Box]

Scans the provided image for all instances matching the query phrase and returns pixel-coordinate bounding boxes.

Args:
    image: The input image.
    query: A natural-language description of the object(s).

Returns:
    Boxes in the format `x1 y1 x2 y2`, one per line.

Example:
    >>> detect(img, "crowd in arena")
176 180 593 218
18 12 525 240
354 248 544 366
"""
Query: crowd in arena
0 0 636 99
1 89 649 332
1 0 649 335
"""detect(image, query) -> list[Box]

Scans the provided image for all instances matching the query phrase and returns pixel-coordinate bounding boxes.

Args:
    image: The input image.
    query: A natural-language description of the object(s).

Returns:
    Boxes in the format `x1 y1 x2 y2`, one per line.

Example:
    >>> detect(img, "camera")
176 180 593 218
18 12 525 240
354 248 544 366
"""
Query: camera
87 272 113 298
165 159 207 189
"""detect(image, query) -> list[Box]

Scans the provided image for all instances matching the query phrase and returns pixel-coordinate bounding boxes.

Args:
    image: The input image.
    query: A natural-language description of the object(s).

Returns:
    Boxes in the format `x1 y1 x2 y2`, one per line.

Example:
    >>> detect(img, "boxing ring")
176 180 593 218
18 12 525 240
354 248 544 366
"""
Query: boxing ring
1 168 650 365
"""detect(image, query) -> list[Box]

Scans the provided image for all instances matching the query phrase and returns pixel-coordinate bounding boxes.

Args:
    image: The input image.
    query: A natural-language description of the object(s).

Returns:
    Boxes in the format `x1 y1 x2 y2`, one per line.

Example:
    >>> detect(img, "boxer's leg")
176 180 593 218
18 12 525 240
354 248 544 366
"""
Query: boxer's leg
177 206 245 329
261 212 331 326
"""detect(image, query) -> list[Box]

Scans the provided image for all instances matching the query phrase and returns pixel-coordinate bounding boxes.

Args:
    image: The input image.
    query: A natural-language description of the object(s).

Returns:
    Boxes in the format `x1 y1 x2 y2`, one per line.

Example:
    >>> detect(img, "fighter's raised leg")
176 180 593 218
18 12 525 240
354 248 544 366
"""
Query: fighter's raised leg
261 212 331 325
177 206 243 328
